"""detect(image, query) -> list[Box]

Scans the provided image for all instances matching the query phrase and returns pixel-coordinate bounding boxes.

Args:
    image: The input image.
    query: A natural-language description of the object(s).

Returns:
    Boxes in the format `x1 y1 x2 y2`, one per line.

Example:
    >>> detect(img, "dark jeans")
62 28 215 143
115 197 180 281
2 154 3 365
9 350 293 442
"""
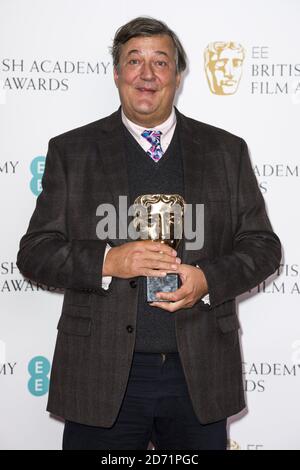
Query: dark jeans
63 352 227 450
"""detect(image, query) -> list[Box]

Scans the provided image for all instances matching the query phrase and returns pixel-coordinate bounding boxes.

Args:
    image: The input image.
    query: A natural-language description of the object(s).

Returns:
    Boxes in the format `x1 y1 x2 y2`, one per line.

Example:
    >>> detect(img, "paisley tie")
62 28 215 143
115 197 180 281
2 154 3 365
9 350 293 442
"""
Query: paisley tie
141 129 164 162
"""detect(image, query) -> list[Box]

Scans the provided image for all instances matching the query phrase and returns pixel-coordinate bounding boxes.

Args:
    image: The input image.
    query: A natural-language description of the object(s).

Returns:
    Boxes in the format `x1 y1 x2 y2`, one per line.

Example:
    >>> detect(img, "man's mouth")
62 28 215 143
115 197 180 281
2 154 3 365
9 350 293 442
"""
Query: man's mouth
136 87 157 94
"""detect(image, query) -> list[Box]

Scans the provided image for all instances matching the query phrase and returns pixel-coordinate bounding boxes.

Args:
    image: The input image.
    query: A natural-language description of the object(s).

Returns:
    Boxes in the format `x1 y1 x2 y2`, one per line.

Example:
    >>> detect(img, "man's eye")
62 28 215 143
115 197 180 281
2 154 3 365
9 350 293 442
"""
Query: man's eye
129 59 139 65
156 61 167 67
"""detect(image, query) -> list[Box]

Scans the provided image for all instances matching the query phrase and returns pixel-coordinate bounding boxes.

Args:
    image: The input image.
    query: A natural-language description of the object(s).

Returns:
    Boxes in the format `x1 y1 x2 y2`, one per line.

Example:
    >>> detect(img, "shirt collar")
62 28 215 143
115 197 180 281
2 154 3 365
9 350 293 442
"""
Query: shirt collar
121 107 176 139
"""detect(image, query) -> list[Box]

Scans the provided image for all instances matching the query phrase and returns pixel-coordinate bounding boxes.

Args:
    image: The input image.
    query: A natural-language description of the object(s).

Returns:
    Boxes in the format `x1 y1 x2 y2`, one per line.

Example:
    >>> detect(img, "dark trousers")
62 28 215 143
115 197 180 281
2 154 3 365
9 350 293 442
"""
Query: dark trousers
63 352 227 450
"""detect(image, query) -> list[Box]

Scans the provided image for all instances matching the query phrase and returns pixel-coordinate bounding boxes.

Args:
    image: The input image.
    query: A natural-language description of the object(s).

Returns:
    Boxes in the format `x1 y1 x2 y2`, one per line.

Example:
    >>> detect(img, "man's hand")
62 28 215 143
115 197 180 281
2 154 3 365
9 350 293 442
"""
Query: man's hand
102 241 181 279
149 264 208 312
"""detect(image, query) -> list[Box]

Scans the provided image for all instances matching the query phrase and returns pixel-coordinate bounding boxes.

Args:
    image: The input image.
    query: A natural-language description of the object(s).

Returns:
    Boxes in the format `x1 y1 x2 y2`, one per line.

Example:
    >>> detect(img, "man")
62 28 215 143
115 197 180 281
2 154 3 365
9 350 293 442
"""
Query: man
17 17 281 450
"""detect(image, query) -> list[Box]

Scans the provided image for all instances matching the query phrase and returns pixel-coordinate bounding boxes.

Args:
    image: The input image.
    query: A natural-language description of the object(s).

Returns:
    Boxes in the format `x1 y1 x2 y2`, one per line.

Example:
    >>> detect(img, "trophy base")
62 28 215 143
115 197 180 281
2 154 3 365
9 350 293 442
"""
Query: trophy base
147 274 179 302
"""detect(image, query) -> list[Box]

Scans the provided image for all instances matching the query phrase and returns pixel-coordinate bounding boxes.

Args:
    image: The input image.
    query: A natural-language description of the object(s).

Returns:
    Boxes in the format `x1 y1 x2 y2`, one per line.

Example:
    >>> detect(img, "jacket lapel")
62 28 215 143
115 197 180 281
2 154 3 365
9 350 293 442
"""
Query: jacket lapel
96 108 130 246
176 109 207 263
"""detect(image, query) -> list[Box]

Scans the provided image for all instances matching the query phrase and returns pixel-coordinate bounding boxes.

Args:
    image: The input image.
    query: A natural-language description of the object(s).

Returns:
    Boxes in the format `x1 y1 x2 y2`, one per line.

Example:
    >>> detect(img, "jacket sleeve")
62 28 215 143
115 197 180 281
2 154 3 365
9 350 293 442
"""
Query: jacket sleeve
196 138 281 308
17 138 108 294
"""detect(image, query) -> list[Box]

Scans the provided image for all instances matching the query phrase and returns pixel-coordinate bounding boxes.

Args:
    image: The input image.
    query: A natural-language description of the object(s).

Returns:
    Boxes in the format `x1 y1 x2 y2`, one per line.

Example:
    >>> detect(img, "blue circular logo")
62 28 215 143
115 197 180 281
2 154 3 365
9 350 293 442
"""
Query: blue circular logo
30 156 46 196
28 356 50 396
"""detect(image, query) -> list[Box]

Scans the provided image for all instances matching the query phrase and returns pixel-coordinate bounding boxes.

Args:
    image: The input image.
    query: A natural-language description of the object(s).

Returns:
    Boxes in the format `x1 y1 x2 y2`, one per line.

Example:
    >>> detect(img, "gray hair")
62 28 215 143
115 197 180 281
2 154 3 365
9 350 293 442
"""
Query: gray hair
111 16 187 74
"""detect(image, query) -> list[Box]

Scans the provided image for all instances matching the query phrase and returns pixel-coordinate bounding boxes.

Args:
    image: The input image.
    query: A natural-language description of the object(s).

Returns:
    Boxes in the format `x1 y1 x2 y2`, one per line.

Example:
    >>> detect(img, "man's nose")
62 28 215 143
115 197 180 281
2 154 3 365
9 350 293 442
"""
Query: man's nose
140 61 155 80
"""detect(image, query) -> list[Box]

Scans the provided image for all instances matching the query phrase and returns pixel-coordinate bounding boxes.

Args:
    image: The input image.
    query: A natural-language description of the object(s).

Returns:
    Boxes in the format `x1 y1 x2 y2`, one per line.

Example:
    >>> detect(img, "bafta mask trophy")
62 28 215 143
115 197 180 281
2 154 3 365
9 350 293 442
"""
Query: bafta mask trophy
133 194 185 302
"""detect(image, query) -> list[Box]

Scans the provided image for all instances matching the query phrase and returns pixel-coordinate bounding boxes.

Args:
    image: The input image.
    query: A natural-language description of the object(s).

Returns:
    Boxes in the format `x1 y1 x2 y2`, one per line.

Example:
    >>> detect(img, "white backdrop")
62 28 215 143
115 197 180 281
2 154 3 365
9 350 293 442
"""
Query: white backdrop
0 0 299 450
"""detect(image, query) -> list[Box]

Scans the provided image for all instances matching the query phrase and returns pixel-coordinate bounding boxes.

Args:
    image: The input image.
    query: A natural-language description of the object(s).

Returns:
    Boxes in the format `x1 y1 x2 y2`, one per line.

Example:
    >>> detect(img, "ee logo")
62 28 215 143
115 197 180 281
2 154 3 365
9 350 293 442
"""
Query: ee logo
28 356 50 396
30 156 45 196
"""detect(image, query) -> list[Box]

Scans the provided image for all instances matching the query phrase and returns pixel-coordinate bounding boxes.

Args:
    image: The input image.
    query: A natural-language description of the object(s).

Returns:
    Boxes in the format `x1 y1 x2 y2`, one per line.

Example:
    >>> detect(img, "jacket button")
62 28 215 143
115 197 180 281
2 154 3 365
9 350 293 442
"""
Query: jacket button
126 325 134 333
129 280 137 288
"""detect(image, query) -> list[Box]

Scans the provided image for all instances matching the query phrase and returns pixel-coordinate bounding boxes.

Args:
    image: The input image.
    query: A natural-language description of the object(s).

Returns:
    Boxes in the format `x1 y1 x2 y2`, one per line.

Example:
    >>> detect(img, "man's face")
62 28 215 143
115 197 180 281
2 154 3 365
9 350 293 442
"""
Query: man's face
208 48 243 95
114 34 181 127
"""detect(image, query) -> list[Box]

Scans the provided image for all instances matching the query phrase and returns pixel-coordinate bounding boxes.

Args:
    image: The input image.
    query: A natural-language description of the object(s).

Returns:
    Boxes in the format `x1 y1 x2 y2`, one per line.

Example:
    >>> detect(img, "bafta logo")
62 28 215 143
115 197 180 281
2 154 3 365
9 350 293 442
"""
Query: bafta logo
204 42 245 95
227 439 241 450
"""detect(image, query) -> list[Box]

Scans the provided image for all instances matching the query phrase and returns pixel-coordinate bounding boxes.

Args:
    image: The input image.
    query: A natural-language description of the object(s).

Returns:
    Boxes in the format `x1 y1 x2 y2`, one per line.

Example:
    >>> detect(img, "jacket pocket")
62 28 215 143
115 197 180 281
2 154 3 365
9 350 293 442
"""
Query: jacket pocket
217 314 240 333
57 314 91 336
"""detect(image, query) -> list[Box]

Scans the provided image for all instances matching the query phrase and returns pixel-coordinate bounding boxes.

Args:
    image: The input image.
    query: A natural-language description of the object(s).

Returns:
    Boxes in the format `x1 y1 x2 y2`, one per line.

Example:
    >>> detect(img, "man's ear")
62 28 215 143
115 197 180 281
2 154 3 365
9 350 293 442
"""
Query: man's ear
176 73 182 89
113 66 119 88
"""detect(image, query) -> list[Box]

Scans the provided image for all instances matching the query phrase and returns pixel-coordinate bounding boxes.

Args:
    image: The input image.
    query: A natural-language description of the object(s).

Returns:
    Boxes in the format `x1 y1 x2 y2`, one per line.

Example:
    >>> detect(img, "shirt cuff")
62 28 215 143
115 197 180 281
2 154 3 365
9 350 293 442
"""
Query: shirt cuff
195 264 210 305
102 244 112 290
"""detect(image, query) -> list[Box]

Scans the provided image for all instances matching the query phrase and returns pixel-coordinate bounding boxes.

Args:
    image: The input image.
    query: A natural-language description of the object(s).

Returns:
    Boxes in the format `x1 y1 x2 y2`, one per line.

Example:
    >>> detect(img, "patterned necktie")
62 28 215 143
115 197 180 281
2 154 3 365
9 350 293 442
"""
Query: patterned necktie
141 129 164 162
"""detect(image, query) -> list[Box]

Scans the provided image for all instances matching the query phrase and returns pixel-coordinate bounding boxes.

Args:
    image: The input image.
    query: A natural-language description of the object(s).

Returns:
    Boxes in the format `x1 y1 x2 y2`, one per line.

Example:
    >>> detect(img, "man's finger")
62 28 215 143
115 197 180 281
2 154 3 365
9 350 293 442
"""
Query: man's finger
143 269 167 277
143 241 177 256
142 258 179 272
146 251 181 264
155 285 189 302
